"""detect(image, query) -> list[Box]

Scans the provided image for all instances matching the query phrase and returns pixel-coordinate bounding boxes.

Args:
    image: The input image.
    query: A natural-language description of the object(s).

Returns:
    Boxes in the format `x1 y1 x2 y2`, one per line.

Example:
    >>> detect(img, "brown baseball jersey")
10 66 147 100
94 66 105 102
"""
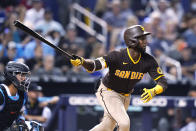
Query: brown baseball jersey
101 48 164 94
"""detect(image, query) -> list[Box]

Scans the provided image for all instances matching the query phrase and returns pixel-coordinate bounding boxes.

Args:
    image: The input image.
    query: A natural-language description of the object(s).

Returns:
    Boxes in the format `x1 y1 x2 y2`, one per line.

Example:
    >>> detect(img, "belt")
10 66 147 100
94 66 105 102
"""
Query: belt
107 88 130 96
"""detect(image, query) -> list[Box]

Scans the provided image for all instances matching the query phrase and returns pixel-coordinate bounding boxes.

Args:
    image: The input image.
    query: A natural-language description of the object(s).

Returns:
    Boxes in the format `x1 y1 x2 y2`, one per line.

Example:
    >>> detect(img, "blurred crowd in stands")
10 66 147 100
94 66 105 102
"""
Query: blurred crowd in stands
0 0 196 82
0 0 196 130
0 0 196 83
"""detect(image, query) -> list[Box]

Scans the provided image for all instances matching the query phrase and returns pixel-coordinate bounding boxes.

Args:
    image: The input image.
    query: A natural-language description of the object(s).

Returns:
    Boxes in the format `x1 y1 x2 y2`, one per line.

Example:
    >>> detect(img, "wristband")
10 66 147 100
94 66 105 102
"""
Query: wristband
154 85 163 94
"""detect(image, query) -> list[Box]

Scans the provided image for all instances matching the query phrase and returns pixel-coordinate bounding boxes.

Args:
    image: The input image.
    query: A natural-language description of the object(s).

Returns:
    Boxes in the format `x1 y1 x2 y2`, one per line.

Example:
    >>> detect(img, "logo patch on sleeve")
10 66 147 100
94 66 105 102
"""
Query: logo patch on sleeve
157 67 163 74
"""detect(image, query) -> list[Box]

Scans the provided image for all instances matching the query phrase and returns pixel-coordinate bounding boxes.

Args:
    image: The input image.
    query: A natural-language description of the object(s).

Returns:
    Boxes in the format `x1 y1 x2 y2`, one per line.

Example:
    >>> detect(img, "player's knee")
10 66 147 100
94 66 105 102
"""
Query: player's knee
118 119 130 130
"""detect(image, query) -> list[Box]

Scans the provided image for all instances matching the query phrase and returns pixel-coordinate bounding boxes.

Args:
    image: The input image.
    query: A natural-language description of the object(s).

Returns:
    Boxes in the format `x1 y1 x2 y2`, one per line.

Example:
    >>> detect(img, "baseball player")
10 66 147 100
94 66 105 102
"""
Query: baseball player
0 61 31 130
70 25 167 131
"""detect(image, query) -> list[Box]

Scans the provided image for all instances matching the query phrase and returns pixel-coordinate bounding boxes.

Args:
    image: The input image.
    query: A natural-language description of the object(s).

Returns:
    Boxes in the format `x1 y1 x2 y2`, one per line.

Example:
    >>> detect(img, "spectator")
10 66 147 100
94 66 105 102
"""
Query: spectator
121 0 134 18
183 17 196 48
180 85 196 131
35 8 65 36
0 41 23 66
179 47 196 80
165 0 184 24
25 83 52 127
0 28 13 58
56 23 85 73
15 4 27 22
167 38 187 61
25 44 43 71
177 13 193 34
45 29 61 47
149 0 178 28
33 55 63 76
4 11 21 43
188 86 196 98
91 43 106 58
180 111 196 131
190 0 196 14
23 33 41 59
94 0 107 18
158 108 176 131
103 0 127 29
84 35 99 59
23 29 55 59
131 0 151 20
24 0 44 27
58 23 85 49
28 84 59 109
148 11 162 38
102 0 128 48
170 0 184 21
0 6 6 30
164 20 178 42
150 27 171 57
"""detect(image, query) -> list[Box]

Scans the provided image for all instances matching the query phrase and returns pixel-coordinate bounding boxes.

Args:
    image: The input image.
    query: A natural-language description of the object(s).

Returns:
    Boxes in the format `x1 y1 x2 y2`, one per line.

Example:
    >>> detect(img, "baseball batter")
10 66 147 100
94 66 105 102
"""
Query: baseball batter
70 25 167 131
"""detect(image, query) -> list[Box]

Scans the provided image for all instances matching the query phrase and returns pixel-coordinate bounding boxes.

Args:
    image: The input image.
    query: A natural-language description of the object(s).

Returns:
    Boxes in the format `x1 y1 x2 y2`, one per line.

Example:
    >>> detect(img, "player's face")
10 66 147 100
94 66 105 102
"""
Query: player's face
137 35 148 52
16 72 30 82
15 72 31 91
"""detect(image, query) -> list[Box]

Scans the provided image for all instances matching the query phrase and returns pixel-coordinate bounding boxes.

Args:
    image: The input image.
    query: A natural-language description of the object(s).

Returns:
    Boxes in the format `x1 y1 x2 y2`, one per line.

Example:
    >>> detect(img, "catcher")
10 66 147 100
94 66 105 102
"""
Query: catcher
0 61 31 130
70 25 167 131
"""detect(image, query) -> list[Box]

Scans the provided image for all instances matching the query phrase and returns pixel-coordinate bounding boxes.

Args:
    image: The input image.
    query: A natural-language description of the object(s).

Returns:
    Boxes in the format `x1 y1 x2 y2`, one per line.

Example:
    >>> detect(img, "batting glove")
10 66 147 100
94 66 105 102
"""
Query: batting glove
70 55 84 66
141 85 163 103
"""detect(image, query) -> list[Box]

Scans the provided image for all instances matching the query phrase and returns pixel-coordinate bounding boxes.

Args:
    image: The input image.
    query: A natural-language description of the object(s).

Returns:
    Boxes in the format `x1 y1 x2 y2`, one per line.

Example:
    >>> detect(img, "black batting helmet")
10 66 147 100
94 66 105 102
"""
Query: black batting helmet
4 61 31 92
124 25 151 48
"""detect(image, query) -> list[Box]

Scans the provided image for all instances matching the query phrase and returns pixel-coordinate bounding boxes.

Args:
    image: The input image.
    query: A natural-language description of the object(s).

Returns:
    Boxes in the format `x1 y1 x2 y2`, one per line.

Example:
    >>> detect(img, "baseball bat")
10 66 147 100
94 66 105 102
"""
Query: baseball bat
13 20 73 59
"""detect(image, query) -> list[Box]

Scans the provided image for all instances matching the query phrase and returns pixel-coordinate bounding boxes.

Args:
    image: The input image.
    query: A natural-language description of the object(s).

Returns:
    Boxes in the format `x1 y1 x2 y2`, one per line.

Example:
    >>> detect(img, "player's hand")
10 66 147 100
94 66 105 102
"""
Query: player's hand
70 55 84 66
141 88 156 103
39 101 49 107
11 120 29 131
141 85 163 103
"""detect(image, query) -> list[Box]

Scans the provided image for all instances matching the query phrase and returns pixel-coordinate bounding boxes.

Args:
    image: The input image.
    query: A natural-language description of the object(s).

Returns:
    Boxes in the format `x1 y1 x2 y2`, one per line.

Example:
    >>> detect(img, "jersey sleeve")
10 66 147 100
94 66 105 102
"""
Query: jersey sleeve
23 92 28 106
0 88 5 111
147 56 164 82
102 51 118 68
42 106 52 120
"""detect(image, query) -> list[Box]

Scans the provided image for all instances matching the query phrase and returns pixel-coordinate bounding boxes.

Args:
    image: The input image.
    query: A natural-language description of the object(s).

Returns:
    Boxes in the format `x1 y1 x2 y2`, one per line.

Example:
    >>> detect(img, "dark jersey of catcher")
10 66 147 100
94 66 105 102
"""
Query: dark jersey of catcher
0 84 27 129
101 48 165 94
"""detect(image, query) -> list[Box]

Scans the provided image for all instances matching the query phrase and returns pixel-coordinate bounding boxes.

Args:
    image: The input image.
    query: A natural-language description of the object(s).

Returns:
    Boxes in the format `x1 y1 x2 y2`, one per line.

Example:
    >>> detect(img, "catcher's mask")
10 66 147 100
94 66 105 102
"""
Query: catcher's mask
124 25 151 48
4 61 31 92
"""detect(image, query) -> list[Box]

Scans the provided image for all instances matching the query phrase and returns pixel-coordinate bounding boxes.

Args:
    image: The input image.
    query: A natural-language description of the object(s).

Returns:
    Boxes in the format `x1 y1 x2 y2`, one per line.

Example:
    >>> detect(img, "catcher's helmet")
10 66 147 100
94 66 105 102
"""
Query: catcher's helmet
4 61 31 92
124 25 151 48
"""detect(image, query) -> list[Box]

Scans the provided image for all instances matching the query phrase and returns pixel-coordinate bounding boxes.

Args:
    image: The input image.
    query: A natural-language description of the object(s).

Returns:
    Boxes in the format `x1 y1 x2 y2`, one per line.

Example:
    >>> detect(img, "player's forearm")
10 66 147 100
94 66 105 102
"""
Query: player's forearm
156 77 167 93
50 96 59 104
82 59 95 72
25 115 47 123
70 55 106 72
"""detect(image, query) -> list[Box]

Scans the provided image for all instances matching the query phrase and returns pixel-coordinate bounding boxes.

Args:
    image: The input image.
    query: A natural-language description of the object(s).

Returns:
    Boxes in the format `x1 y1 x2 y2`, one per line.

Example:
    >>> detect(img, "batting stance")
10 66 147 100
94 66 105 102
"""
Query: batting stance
70 25 167 131
0 61 31 130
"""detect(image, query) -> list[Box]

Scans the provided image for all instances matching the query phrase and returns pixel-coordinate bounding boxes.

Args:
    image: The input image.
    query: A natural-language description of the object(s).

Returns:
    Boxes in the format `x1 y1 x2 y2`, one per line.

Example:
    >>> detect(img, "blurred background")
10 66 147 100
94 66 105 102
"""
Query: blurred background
0 0 196 131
